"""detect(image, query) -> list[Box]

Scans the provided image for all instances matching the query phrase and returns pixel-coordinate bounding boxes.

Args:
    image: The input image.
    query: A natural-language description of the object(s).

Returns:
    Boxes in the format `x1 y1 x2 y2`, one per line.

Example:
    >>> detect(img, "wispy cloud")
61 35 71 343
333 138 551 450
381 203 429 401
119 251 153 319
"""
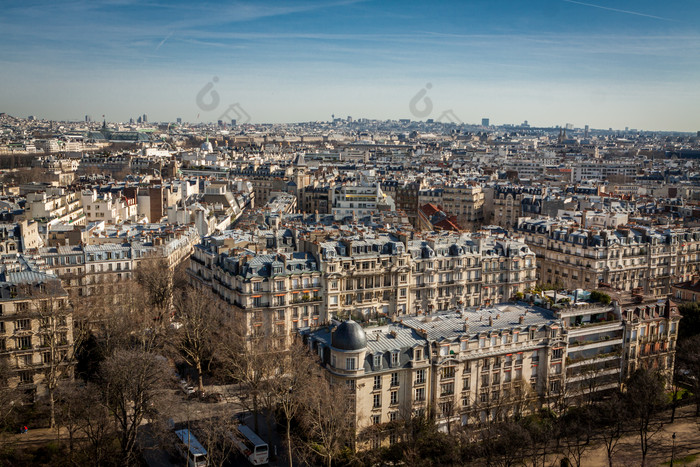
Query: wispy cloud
562 0 676 22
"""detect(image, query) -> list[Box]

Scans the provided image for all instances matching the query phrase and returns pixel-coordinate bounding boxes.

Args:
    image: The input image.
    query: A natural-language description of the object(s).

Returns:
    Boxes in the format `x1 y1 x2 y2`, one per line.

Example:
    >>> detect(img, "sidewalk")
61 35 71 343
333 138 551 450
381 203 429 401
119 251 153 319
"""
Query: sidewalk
558 405 700 466
3 426 70 448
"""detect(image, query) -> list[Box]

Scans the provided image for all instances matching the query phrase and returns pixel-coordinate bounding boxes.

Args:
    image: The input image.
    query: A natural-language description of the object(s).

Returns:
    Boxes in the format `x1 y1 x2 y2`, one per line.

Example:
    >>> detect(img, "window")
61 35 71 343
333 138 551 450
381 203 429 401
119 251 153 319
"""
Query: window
442 366 456 379
479 337 486 348
18 336 32 350
480 391 488 403
15 319 30 331
415 348 422 360
391 372 399 387
374 354 382 368
390 391 398 405
415 387 425 401
373 394 381 408
19 371 32 383
390 411 398 422
391 351 399 366
441 382 455 396
504 371 512 383
374 375 381 390
371 415 380 424
346 358 356 370
531 351 539 363
491 336 497 346
550 380 561 393
481 373 490 387
460 340 468 351
552 348 563 360
415 369 426 384
513 332 519 343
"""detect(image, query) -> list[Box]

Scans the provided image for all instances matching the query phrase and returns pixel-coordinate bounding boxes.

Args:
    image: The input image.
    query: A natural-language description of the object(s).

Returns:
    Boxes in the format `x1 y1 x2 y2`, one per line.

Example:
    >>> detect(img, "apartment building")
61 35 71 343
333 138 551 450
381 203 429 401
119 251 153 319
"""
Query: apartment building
486 186 546 229
25 188 85 227
332 182 393 221
304 304 565 448
191 227 537 343
419 185 485 230
304 295 680 449
188 243 323 346
38 230 197 298
408 235 537 312
517 218 700 297
0 268 73 399
81 189 137 224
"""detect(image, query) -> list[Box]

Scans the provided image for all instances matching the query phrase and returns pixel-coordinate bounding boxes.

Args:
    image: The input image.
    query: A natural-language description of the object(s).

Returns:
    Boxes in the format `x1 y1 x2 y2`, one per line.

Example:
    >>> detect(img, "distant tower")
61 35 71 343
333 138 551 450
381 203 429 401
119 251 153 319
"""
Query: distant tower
584 125 590 138
176 117 182 124
143 114 148 123
481 118 490 127
231 119 237 126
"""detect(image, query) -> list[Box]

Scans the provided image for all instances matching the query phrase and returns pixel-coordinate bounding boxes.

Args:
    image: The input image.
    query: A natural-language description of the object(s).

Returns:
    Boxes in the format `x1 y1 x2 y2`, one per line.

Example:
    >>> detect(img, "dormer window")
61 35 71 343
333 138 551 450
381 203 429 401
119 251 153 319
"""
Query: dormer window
415 348 422 360
391 351 399 366
374 354 382 368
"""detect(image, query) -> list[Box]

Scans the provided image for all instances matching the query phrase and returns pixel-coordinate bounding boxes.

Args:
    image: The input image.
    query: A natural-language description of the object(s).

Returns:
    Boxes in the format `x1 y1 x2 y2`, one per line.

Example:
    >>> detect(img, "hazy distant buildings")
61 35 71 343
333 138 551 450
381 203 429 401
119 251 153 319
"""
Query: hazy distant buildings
481 118 490 127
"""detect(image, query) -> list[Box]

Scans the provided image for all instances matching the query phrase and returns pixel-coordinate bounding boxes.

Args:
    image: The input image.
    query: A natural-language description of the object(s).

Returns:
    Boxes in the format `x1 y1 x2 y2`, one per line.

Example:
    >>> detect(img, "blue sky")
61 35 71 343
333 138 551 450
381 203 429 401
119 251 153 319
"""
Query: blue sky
1 0 699 130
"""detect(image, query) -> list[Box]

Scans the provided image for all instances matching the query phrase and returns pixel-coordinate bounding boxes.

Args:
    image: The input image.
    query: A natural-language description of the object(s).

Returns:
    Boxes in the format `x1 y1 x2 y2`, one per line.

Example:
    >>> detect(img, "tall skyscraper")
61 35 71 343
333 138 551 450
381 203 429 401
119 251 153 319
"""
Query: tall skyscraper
176 117 182 124
481 118 490 126
143 114 148 123
231 119 237 126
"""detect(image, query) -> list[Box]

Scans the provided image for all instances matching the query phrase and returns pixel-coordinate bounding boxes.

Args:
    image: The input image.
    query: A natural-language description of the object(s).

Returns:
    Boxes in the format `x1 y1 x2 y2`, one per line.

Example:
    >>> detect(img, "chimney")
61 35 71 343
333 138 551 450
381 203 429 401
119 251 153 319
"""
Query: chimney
488 316 493 326
519 315 525 324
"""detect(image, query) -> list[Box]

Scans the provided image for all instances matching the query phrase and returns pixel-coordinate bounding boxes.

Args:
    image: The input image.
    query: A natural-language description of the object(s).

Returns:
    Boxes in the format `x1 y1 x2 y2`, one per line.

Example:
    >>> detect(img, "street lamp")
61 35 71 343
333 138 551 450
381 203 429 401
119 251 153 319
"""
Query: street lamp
671 432 676 467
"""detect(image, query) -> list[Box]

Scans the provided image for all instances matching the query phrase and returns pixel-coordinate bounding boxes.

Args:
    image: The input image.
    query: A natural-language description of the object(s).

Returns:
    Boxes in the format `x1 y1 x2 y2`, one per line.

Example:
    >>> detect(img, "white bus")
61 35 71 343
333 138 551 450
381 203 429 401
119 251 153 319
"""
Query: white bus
174 428 208 467
232 424 269 465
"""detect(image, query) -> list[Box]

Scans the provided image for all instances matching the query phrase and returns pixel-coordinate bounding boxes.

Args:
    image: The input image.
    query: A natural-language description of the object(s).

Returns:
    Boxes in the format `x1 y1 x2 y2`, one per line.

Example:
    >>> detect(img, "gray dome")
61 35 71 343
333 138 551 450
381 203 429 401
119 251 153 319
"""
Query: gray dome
331 320 367 351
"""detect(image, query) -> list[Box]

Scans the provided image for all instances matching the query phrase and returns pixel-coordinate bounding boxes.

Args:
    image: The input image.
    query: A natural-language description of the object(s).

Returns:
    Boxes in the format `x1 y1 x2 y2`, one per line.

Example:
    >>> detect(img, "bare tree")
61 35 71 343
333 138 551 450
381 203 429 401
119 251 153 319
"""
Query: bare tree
297 372 354 467
676 335 700 417
100 349 169 464
595 392 627 467
216 321 278 433
0 356 20 433
625 368 666 466
269 340 317 467
559 406 595 467
171 286 217 392
34 288 76 429
192 405 240 467
135 256 174 319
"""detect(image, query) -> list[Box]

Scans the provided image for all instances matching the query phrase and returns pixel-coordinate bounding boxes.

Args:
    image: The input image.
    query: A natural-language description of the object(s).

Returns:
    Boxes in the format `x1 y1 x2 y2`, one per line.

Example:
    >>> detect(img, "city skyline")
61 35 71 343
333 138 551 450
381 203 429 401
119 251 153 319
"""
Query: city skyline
2 0 700 131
